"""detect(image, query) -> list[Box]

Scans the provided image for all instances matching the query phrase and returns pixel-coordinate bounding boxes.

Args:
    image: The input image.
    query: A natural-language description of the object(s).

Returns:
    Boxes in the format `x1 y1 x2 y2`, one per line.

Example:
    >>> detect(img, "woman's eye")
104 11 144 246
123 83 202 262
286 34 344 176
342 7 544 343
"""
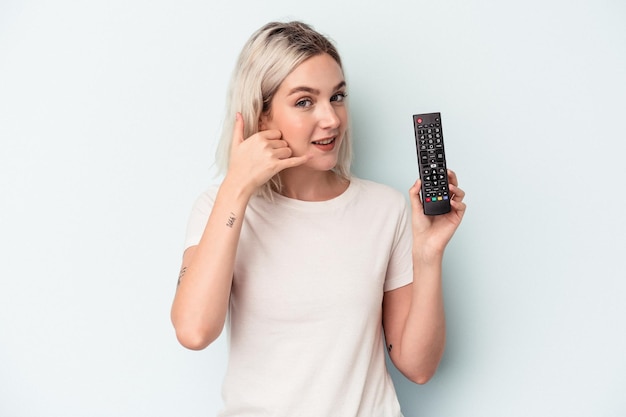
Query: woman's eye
295 98 312 108
331 92 348 102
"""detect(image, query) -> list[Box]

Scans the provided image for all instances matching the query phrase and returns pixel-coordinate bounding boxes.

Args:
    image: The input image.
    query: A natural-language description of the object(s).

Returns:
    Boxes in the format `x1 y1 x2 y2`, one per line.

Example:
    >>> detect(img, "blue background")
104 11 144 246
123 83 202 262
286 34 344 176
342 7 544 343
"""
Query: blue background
1 0 625 415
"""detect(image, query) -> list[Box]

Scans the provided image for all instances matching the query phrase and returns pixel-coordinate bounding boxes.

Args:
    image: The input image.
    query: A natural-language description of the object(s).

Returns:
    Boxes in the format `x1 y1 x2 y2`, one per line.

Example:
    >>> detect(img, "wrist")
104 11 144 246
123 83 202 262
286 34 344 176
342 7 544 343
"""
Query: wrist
221 174 257 202
412 245 445 266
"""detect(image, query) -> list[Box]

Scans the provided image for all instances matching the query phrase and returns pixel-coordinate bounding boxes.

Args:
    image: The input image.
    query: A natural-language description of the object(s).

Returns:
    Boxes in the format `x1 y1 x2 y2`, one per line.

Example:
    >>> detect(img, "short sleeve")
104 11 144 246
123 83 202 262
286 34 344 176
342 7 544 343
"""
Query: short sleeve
383 196 414 292
183 185 219 250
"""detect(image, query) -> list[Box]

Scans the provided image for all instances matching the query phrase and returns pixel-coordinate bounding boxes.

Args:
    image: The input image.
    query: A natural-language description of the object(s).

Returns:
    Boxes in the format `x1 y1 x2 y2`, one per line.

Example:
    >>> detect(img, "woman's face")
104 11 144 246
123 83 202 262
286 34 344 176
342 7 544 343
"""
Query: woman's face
260 53 348 172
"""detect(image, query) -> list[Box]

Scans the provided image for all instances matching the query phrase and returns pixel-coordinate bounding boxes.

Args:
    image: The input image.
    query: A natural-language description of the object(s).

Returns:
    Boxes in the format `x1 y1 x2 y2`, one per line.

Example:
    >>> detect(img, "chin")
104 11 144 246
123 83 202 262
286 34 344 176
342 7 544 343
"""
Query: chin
308 155 339 172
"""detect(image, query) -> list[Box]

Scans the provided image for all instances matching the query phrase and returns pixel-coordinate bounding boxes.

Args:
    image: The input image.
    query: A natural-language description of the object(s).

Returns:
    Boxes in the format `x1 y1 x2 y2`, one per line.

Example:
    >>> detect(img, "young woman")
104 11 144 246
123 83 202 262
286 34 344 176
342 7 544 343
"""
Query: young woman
171 21 466 417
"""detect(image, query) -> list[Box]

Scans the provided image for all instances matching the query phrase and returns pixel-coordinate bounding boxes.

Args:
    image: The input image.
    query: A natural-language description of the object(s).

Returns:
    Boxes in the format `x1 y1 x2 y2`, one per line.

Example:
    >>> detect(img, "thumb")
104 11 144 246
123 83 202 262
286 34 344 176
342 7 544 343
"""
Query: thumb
409 179 423 211
231 112 245 149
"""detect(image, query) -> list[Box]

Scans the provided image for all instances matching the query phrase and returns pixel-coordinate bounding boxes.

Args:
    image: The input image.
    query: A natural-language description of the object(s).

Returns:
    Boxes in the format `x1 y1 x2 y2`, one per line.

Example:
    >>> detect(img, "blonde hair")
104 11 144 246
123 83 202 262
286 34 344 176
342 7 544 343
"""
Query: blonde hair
215 21 352 199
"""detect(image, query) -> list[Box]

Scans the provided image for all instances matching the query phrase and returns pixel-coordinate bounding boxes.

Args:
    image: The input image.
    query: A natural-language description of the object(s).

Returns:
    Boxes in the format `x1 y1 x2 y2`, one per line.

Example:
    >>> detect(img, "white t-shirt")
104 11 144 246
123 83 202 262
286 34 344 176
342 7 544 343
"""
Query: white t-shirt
184 177 413 417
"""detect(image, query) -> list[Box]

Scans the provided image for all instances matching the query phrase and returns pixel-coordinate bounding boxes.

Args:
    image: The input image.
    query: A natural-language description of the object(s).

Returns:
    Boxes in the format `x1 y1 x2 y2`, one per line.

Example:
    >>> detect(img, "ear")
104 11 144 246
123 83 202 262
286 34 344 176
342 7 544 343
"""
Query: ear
258 111 271 131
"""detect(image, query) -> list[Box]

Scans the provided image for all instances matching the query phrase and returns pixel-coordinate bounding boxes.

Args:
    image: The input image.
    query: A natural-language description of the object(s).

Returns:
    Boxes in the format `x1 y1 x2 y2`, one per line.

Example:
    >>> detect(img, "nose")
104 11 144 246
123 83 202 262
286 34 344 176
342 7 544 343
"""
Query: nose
318 102 341 130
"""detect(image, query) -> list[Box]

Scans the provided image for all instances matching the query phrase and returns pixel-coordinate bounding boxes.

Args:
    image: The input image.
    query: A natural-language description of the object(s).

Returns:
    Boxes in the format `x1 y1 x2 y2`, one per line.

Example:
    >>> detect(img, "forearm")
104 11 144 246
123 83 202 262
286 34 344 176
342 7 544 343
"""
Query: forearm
396 254 446 383
171 177 253 350
388 173 464 382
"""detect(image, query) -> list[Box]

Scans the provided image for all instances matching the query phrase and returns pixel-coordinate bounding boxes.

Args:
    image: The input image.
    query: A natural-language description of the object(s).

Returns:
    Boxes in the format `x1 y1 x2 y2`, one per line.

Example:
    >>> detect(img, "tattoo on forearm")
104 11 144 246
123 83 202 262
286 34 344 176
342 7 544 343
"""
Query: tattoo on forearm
226 212 236 228
177 266 187 287
387 344 393 353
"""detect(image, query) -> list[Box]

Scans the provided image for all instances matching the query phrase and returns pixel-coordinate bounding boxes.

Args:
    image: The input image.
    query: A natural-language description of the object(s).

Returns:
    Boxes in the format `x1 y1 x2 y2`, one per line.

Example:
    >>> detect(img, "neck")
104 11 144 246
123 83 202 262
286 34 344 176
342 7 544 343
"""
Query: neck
277 168 349 201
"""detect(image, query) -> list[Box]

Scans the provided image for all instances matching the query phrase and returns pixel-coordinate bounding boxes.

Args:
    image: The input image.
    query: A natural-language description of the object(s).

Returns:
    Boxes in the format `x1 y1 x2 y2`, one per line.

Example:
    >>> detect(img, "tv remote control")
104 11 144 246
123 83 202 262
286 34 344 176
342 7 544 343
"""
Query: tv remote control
412 112 451 215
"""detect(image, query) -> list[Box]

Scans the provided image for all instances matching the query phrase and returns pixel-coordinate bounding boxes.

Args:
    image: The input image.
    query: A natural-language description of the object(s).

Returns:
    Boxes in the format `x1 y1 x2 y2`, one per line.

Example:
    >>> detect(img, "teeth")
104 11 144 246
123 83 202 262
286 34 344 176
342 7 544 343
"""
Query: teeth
313 138 334 145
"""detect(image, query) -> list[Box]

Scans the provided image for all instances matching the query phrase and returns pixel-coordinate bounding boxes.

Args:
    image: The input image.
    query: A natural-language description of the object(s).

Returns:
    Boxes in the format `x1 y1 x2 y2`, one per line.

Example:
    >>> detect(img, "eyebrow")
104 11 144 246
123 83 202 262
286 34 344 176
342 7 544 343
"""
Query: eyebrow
287 81 346 96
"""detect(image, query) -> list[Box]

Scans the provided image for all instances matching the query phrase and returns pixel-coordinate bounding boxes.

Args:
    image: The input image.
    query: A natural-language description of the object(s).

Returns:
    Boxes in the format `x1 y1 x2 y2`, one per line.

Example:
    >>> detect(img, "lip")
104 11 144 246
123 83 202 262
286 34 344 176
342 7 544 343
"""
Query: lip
310 137 337 152
311 137 336 145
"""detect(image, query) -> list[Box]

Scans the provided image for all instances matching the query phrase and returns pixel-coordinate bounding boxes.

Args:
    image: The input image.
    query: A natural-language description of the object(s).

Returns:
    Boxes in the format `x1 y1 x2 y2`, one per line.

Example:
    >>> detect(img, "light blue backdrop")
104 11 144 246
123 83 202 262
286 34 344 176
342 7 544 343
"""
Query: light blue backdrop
1 0 625 416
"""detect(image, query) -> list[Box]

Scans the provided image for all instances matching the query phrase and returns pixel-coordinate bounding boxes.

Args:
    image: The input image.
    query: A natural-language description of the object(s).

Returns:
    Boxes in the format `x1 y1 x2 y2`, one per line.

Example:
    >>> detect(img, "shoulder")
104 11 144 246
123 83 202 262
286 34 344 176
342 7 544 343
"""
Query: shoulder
351 177 407 208
190 184 221 213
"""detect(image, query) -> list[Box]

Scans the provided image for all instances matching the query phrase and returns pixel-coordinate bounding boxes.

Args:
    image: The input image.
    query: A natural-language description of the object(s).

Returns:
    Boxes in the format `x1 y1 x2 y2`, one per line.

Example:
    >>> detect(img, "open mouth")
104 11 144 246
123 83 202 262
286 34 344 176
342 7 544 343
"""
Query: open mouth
312 137 335 145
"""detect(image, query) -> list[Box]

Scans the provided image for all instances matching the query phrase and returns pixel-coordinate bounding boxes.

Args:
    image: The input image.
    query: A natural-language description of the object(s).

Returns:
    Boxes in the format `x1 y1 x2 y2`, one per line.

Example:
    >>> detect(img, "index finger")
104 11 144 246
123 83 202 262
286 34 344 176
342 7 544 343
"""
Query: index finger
447 169 459 186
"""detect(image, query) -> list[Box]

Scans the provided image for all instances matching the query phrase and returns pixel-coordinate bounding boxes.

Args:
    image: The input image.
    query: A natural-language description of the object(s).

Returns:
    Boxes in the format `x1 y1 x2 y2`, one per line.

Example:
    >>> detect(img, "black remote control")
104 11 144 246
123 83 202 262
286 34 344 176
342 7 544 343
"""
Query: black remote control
412 112 451 215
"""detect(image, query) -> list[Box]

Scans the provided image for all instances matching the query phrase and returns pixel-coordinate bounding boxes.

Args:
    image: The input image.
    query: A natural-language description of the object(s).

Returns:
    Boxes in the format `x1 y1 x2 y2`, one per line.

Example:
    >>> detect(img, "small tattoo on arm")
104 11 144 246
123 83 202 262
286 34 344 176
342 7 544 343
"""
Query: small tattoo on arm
226 212 237 228
177 266 187 287
387 344 393 353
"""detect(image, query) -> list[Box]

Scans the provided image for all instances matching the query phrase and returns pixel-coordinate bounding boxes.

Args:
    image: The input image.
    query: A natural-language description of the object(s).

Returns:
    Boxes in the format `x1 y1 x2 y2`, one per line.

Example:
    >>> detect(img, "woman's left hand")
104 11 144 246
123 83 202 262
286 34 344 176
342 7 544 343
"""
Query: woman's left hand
409 169 466 261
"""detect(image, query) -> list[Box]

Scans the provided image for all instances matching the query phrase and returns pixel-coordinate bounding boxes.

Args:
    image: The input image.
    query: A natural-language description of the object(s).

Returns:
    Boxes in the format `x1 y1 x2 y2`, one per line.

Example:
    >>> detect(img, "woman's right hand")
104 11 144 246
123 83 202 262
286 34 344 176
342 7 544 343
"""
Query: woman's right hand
225 112 311 195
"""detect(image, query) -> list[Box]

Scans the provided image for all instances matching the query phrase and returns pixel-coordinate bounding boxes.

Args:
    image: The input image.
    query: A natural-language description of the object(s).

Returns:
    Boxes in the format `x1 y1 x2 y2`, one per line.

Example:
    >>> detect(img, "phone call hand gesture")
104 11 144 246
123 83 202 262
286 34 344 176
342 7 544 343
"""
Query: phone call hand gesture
409 169 466 262
225 112 311 196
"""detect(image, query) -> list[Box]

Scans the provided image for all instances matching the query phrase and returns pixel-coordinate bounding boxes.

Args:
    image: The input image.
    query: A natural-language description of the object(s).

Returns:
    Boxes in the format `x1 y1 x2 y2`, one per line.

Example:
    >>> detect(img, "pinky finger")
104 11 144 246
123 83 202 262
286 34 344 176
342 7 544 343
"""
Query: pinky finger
450 198 467 216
